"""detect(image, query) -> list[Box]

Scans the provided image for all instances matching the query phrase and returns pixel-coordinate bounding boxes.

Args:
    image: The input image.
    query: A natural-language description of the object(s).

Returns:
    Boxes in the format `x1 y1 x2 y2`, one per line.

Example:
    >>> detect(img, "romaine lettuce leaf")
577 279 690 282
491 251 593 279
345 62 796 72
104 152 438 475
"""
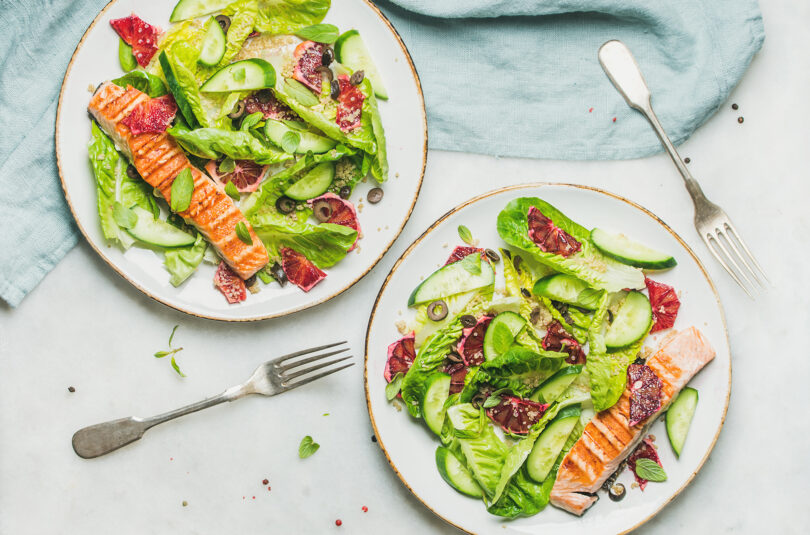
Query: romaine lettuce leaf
413 289 479 346
251 213 355 268
167 123 291 164
220 0 259 66
254 0 330 34
456 425 508 499
164 234 208 286
110 71 167 97
496 197 644 292
488 466 553 518
364 78 388 182
446 403 486 439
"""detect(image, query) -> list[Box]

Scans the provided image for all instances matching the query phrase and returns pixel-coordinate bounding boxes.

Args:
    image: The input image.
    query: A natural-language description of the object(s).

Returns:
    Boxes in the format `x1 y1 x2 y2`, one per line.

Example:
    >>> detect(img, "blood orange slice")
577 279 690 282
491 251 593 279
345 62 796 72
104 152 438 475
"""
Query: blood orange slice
243 90 300 120
121 95 177 135
213 262 246 304
309 193 361 250
486 396 549 435
384 333 415 383
542 320 586 364
336 75 364 132
110 14 161 67
280 247 326 292
645 277 680 332
527 206 581 257
444 246 483 266
205 160 267 193
457 315 492 366
627 364 662 426
293 41 326 93
627 437 663 490
443 361 468 394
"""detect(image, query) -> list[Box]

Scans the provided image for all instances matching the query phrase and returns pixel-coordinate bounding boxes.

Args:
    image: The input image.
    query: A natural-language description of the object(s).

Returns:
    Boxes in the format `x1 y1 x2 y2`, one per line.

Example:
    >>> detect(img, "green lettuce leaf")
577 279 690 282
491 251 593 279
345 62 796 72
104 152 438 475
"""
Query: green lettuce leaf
167 123 291 164
251 212 355 268
456 425 508 499
413 289 481 346
110 71 167 97
446 403 486 439
164 234 208 286
471 346 566 399
364 78 388 182
254 0 330 34
496 197 644 292
220 0 259 66
88 122 158 248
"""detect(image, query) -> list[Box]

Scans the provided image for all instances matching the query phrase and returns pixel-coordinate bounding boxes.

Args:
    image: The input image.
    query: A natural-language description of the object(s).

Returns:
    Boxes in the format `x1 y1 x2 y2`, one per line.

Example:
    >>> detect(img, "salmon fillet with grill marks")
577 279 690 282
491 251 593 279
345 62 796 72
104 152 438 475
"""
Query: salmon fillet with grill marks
550 327 715 515
88 82 268 280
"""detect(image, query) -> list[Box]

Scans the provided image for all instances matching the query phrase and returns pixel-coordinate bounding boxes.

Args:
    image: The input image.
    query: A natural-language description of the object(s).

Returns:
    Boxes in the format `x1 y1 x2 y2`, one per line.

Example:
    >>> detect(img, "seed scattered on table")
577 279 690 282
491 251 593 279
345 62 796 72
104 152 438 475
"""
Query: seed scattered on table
335 519 343 526
684 157 690 164
737 116 744 124
731 103 739 110
68 386 76 393
262 479 269 485
371 435 377 443
362 505 368 513
182 501 188 507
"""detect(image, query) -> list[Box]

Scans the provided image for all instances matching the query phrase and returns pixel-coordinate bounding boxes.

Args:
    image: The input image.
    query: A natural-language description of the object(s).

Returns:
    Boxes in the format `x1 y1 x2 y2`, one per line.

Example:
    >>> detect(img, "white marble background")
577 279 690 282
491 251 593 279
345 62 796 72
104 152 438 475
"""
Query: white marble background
1 0 808 533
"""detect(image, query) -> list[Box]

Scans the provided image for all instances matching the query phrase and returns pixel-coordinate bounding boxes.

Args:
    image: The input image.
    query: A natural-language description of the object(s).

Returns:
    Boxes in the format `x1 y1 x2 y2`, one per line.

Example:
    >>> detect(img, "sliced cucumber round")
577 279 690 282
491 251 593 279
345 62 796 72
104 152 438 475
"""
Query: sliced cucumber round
526 404 581 482
604 290 652 350
435 446 483 498
532 273 602 310
408 258 495 307
170 0 232 22
530 365 583 403
200 59 276 93
591 228 677 270
198 17 226 67
482 311 526 361
264 120 336 154
422 373 451 435
126 207 196 247
283 162 335 201
666 387 698 457
334 30 388 100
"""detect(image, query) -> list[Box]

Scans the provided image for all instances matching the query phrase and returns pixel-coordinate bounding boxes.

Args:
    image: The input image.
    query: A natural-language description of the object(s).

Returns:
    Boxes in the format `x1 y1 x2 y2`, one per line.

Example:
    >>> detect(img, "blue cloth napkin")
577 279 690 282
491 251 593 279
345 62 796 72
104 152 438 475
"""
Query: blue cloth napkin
0 0 764 306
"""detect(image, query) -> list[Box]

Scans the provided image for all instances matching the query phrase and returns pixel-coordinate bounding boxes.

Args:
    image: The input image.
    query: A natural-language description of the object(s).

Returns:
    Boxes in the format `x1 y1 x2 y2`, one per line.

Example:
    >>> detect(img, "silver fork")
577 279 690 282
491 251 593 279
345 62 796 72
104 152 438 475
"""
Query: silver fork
72 341 353 459
598 40 768 297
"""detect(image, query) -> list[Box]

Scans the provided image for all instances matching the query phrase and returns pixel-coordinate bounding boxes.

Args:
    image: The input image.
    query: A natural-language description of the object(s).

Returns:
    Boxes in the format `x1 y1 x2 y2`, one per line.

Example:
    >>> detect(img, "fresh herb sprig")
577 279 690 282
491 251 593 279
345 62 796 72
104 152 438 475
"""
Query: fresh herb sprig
299 435 320 458
154 325 186 377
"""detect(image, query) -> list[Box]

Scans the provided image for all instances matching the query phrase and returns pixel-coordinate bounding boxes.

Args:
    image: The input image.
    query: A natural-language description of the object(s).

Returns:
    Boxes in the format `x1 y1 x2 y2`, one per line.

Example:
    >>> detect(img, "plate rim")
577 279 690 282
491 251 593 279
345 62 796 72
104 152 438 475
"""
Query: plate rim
363 182 730 535
54 0 427 322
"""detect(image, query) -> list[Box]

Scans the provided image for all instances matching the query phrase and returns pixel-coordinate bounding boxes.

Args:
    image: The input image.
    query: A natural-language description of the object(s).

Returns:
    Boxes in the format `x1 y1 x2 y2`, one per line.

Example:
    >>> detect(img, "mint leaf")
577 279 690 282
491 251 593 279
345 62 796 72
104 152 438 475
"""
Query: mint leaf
483 395 502 408
113 202 137 230
281 78 319 107
385 373 404 401
634 458 667 482
235 221 252 245
170 168 194 212
490 323 514 355
154 350 170 358
218 158 236 174
457 224 474 245
170 355 186 377
240 112 263 132
280 131 301 154
459 253 482 275
224 181 240 201
295 24 339 44
298 435 320 458
118 38 137 72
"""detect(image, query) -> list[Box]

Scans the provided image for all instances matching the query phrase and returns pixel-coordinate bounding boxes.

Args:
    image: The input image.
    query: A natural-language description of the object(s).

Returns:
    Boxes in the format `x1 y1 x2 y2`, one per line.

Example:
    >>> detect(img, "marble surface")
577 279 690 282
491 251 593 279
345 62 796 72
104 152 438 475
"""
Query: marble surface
1 1 808 533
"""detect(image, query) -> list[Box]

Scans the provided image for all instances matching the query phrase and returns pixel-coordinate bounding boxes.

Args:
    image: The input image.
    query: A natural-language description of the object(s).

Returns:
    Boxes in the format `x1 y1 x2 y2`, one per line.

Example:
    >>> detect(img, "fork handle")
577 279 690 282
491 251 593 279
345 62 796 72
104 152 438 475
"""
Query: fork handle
598 40 709 205
72 385 247 459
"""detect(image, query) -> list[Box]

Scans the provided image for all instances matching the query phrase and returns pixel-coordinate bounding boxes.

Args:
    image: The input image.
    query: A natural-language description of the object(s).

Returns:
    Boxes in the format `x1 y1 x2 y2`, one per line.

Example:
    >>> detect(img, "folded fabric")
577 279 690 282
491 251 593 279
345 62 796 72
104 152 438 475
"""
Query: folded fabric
377 0 764 159
0 0 764 307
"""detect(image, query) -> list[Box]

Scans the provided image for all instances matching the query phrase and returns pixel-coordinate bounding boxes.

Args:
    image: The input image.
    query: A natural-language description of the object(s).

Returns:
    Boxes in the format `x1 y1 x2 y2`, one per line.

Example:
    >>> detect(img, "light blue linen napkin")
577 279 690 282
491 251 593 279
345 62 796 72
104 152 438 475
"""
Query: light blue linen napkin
0 0 764 306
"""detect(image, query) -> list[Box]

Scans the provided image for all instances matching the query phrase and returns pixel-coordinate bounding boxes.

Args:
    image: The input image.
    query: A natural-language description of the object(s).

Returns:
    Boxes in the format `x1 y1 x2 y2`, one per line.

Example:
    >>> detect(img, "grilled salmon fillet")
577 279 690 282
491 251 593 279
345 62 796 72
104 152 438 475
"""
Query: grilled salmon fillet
88 82 268 279
551 327 715 515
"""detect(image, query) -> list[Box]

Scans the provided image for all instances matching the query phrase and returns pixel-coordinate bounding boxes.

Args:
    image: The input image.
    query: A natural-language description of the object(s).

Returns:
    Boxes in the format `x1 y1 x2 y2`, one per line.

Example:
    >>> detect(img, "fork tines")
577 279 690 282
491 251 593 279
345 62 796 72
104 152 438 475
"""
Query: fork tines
274 341 354 389
701 219 768 299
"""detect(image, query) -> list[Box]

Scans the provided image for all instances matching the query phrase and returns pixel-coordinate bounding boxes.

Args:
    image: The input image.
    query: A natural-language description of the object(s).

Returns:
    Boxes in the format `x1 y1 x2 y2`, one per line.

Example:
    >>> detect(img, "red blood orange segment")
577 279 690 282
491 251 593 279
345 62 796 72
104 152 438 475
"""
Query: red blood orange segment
336 75 364 132
205 159 267 193
213 261 247 304
645 277 681 332
457 315 492 366
444 246 483 266
280 247 326 292
384 332 415 383
121 94 177 135
443 361 468 394
309 193 361 250
486 396 548 435
627 436 662 490
293 41 326 93
527 206 581 257
110 14 162 67
627 363 662 426
542 320 586 364
243 90 300 120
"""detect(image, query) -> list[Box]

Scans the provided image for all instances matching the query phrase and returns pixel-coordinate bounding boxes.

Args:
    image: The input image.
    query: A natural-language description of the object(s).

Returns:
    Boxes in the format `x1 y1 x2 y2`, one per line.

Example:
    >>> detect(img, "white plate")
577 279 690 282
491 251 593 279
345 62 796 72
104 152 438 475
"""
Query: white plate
365 183 730 535
56 0 426 321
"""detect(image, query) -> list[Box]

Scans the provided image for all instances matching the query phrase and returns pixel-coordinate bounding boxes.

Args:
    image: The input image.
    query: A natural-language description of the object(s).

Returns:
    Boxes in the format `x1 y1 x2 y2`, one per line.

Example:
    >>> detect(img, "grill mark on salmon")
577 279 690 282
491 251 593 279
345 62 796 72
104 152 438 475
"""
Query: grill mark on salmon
551 327 715 516
88 82 268 279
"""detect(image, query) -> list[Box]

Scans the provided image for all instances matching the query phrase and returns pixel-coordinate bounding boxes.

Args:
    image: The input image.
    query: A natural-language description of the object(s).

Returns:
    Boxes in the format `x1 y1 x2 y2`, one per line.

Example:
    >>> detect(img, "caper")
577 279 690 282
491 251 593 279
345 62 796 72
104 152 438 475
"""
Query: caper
275 196 296 214
608 483 626 502
484 248 500 263
460 314 477 328
367 187 384 204
330 79 341 100
215 15 231 34
321 47 334 66
427 300 448 321
349 70 365 86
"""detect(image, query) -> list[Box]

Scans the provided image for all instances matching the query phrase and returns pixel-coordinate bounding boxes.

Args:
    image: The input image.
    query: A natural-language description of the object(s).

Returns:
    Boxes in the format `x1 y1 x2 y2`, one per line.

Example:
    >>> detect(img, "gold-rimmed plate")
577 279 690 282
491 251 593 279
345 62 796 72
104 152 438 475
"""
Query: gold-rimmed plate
365 183 729 535
55 0 426 321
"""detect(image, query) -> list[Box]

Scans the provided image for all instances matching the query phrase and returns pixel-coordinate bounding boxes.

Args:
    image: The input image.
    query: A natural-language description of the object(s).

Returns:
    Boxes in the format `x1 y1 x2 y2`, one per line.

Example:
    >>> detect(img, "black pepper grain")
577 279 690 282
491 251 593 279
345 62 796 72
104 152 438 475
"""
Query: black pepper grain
684 157 690 164
371 435 377 443
731 103 739 110
68 386 75 393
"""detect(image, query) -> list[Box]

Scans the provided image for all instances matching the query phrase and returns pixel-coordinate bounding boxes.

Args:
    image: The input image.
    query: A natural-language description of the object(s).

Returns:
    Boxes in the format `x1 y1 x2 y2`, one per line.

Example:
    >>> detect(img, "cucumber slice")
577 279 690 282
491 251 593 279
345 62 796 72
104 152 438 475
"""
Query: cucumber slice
200 59 276 93
198 17 226 67
408 258 495 307
159 51 200 129
170 0 232 22
530 365 583 403
527 405 582 482
532 274 602 310
482 311 526 361
422 373 451 435
666 387 698 457
126 207 196 247
604 290 652 350
591 228 677 270
283 161 335 201
435 446 483 498
264 120 337 154
334 30 388 100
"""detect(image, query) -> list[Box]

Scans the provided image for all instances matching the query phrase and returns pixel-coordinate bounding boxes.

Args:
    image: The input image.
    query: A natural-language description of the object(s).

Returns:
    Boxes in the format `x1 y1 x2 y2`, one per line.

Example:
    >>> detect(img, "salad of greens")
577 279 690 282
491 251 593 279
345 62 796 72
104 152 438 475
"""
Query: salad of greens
383 197 686 518
88 0 390 303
